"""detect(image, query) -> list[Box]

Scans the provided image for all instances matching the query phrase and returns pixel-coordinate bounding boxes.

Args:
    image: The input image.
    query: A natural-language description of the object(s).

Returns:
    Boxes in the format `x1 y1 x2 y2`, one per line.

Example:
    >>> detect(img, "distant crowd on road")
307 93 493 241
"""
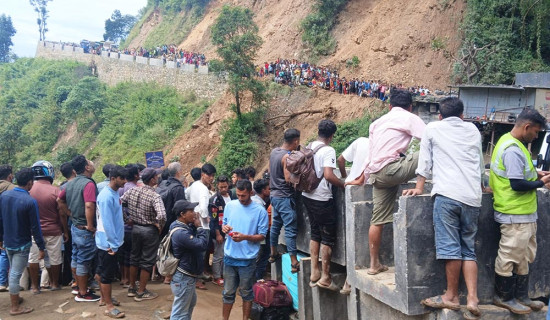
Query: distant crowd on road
258 59 433 100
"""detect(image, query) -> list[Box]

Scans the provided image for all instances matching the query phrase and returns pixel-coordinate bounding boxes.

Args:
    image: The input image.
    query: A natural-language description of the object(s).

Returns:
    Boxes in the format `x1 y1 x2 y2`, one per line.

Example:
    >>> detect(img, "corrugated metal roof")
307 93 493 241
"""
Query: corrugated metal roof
516 73 550 88
451 84 525 90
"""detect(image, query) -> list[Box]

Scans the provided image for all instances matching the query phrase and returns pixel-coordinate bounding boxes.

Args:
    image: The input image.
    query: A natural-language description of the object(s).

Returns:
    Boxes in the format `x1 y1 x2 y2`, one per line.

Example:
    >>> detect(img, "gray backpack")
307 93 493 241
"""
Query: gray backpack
156 227 183 276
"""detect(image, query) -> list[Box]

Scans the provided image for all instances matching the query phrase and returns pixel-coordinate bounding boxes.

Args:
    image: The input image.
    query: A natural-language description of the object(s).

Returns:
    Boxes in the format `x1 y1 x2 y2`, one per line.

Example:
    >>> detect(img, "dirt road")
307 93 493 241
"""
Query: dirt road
0 280 244 319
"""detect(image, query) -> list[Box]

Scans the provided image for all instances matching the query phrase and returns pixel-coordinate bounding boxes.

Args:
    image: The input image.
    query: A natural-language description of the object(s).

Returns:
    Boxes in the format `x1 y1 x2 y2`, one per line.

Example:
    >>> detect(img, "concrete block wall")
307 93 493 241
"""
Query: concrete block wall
35 42 223 101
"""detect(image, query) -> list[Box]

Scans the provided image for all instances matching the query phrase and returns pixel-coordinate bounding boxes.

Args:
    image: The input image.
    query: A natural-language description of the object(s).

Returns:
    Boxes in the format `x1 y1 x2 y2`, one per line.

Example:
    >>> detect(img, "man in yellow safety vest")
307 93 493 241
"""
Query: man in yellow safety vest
489 108 549 315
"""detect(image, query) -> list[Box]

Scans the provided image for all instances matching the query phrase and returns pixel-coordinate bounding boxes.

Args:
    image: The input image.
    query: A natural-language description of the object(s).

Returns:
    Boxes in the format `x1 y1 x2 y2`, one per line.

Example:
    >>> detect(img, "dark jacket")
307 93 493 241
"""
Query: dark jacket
170 220 209 276
0 188 45 250
208 192 235 238
157 177 186 237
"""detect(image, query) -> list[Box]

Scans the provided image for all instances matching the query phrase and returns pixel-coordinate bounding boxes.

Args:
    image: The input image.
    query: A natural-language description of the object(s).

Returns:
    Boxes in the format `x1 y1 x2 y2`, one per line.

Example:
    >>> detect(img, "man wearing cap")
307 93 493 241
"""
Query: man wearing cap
29 160 68 293
121 167 166 302
169 200 210 320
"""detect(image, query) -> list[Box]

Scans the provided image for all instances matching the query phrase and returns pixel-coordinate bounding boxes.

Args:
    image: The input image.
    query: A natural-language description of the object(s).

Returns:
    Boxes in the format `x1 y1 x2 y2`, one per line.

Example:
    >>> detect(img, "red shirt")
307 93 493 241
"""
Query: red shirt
30 180 62 236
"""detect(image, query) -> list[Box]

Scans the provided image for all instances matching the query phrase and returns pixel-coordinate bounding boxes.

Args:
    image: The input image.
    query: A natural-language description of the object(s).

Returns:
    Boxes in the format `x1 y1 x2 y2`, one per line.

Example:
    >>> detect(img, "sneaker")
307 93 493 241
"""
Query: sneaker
212 278 224 287
127 287 137 297
134 290 158 302
88 280 100 290
74 291 101 302
71 286 79 295
0 285 7 292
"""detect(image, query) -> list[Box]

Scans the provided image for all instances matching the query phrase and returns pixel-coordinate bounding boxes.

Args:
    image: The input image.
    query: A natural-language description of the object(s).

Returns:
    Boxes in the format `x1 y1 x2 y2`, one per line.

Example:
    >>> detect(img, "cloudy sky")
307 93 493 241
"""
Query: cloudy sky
1 0 147 57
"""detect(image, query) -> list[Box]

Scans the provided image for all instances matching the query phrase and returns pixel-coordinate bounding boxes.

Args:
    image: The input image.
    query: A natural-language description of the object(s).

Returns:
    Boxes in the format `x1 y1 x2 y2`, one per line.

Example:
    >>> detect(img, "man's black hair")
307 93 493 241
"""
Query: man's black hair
283 128 300 143
161 168 170 181
60 162 74 179
71 154 88 174
190 167 201 181
439 97 464 119
217 175 229 183
102 164 115 178
231 168 247 180
253 178 269 194
109 166 128 179
0 165 13 180
136 163 146 171
516 108 547 128
318 119 337 138
124 164 139 182
201 163 217 176
236 179 252 191
245 166 256 180
15 168 34 187
389 89 413 109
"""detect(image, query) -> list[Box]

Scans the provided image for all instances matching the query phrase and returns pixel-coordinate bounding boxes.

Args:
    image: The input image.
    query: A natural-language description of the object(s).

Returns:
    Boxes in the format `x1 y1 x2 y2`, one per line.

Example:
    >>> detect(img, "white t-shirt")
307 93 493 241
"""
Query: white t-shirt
302 141 337 201
341 137 370 183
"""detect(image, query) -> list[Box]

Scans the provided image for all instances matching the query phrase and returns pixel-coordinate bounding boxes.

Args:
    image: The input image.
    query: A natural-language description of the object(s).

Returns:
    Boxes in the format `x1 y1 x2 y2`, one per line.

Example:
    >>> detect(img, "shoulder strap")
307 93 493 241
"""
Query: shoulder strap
312 143 327 154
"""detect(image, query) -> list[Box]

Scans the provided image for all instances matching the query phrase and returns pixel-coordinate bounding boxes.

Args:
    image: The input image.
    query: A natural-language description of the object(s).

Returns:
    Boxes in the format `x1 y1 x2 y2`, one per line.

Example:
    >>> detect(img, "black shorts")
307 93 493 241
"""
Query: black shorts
302 197 336 247
96 249 119 284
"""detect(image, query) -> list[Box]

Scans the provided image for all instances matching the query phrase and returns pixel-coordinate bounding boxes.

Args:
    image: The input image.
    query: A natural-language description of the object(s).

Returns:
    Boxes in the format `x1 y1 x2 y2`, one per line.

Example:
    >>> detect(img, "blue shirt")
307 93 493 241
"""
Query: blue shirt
223 200 268 261
95 186 124 252
0 188 45 251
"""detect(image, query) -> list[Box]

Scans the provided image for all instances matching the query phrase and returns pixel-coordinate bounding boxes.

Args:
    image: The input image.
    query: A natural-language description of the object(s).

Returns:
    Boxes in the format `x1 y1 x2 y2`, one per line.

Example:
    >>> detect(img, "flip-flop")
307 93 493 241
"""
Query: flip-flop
104 308 125 318
421 295 460 311
366 265 389 275
309 280 318 288
467 305 481 317
463 310 480 320
50 287 62 291
291 263 300 273
10 306 33 316
99 297 120 306
316 280 340 292
340 287 351 295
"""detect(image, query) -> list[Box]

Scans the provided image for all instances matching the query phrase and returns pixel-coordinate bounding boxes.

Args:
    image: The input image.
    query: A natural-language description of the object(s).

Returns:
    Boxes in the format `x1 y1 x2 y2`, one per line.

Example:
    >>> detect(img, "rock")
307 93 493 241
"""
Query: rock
81 311 96 318
55 301 70 314
42 301 54 307
192 124 199 129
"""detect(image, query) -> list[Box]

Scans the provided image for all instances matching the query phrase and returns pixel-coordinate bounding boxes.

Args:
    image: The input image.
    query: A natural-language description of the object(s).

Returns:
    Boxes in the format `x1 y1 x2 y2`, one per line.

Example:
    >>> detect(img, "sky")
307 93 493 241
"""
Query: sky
1 0 147 58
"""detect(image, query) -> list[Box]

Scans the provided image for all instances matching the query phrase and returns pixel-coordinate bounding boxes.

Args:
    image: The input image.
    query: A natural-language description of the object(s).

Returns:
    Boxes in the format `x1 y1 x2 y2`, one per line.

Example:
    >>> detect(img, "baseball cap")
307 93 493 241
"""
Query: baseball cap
172 200 199 216
140 167 162 182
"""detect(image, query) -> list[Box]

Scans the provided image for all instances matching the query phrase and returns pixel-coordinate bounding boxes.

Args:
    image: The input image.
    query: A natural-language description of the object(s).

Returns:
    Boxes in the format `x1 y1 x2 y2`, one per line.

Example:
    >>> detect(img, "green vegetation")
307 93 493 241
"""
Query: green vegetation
0 14 16 63
457 0 550 84
346 56 360 69
430 37 447 51
211 5 266 118
0 58 209 180
215 109 265 176
301 0 348 59
103 10 137 43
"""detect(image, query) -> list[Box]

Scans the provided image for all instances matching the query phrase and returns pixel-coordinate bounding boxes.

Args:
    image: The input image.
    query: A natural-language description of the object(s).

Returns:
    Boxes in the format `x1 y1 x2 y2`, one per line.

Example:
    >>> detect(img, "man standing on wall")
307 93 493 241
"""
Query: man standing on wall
362 89 425 275
58 155 100 302
303 120 345 291
489 108 550 314
269 128 300 272
403 98 484 318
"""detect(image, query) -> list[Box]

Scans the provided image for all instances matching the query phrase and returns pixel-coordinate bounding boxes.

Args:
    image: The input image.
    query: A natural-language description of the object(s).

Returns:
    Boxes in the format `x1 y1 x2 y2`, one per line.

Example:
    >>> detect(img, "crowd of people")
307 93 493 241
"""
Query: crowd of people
0 89 549 320
120 45 207 66
258 59 432 100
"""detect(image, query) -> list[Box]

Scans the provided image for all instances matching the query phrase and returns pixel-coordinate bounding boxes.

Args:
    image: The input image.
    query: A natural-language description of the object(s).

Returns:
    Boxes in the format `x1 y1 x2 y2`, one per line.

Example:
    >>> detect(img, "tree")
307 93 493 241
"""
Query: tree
29 0 52 41
211 5 264 118
103 10 137 43
0 15 16 63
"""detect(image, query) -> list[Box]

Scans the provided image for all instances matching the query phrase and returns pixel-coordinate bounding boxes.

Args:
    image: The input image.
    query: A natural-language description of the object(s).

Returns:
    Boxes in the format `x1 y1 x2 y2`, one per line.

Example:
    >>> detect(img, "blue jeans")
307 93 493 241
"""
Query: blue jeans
433 195 479 261
70 225 96 276
223 259 256 304
0 249 9 286
170 271 197 320
270 197 297 255
7 247 30 295
546 306 549 320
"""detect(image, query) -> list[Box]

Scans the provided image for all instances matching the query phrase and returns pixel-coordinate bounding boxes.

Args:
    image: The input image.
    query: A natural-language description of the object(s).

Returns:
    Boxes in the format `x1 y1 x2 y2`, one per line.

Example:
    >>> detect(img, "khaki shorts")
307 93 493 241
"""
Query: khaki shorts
29 235 63 266
370 152 419 225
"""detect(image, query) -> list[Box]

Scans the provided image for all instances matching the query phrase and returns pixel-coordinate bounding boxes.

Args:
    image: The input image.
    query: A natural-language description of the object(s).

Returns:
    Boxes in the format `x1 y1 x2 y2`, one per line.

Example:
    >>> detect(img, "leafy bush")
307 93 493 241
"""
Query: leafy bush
301 0 348 58
215 109 266 176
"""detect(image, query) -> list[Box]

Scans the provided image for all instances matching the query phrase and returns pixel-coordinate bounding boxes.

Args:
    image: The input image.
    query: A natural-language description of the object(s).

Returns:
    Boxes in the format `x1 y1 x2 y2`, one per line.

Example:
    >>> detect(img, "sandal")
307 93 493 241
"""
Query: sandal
104 308 125 318
421 295 460 311
316 280 340 292
291 263 300 273
10 306 33 316
268 253 281 264
99 297 120 306
366 264 388 275
195 281 208 290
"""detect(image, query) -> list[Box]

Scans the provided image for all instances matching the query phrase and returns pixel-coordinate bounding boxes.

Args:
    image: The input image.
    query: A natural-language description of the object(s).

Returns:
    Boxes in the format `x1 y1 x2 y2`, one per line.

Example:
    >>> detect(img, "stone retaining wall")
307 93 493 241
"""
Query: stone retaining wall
35 42 226 101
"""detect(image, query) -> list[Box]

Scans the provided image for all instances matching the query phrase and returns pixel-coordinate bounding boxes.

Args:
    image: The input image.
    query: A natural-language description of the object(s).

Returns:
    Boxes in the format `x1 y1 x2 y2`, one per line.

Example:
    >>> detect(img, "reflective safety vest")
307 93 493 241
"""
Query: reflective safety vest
489 133 538 214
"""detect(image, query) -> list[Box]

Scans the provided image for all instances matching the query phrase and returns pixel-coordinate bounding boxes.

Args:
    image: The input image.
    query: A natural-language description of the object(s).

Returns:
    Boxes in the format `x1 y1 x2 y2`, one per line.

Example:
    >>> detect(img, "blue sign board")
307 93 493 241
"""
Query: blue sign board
145 151 165 168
